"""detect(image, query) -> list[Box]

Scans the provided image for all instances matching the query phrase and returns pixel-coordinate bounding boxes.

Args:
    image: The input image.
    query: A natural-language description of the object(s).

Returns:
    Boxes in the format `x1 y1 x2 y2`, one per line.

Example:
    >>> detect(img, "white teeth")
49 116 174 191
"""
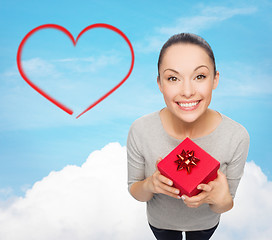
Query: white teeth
178 101 199 107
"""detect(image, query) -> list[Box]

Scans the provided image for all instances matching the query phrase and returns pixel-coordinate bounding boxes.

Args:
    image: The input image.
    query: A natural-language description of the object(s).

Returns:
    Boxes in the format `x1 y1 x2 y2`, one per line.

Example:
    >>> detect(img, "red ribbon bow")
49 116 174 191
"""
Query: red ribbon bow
174 150 200 174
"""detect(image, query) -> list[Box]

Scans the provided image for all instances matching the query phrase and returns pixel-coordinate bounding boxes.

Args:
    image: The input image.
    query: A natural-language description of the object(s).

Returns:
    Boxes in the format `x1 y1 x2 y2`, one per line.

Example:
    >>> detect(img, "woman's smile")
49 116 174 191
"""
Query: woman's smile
176 100 201 111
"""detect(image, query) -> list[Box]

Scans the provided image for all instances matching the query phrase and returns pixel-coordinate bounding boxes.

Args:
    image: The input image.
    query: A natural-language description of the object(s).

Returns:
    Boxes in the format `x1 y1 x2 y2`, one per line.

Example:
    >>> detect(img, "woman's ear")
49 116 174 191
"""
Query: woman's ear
157 76 163 93
212 71 219 90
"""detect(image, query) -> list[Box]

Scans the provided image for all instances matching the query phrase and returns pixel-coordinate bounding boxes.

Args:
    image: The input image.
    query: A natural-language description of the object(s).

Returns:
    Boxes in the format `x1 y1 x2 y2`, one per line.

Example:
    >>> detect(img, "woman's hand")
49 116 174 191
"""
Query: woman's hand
130 157 181 202
182 170 233 213
146 158 181 199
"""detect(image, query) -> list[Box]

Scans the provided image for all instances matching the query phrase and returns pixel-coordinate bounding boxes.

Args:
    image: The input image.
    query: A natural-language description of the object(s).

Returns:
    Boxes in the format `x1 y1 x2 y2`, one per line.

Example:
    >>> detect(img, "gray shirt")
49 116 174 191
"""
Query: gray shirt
127 110 250 231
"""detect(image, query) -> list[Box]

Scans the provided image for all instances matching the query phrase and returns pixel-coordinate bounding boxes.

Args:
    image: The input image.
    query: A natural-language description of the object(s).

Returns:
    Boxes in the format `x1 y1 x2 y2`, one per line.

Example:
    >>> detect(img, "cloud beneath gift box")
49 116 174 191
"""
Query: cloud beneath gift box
0 143 271 240
211 161 272 240
0 143 153 240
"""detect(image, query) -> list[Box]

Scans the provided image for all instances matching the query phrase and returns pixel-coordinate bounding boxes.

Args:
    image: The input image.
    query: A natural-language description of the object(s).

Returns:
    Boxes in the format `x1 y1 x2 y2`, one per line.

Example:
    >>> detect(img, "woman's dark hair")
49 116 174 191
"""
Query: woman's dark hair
157 33 216 76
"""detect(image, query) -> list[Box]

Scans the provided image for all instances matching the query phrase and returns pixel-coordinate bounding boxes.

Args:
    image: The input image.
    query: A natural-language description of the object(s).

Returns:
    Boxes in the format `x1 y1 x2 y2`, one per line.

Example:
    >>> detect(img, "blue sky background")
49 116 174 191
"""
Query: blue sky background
0 0 271 203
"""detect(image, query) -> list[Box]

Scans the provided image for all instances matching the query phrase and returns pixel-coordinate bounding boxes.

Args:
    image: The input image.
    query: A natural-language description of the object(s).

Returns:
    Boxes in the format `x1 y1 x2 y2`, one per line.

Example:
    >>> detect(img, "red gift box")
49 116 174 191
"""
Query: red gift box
157 137 220 197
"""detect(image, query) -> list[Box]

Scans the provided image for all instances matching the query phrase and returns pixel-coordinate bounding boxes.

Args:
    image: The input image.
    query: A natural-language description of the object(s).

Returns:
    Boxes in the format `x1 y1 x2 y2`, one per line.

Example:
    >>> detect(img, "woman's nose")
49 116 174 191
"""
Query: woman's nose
181 79 195 98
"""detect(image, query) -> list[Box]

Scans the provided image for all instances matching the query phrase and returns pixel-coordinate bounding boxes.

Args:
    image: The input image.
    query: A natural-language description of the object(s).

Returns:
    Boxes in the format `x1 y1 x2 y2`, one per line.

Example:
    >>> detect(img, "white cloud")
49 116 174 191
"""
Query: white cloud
134 36 166 54
0 187 13 197
22 58 61 79
52 55 121 73
215 62 272 97
0 60 160 130
0 52 134 129
21 55 121 79
0 187 15 208
52 57 95 62
0 143 271 240
159 6 257 36
212 161 272 240
0 143 153 240
136 6 257 53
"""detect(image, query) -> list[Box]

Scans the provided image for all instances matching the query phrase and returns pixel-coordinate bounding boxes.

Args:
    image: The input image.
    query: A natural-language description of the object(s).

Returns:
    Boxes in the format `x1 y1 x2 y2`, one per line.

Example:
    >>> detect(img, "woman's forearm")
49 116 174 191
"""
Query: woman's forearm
209 195 233 214
130 177 154 202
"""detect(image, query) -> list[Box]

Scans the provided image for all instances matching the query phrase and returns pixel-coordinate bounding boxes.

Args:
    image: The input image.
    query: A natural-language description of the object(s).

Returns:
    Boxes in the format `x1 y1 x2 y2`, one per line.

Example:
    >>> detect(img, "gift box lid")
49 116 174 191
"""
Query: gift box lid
157 137 220 194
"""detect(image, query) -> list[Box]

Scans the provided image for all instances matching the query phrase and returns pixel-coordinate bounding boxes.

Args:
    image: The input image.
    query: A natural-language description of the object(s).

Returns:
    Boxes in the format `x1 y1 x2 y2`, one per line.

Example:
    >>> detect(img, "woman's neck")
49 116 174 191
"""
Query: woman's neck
160 108 221 140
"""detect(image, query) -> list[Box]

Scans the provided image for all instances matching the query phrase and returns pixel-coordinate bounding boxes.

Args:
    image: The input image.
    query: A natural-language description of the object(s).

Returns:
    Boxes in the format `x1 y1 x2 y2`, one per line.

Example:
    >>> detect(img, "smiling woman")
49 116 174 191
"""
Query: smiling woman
127 33 250 240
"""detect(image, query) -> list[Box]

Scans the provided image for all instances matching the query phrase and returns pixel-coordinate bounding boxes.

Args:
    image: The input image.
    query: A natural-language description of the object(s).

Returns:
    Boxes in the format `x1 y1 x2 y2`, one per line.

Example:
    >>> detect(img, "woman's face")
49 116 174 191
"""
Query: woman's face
158 43 219 124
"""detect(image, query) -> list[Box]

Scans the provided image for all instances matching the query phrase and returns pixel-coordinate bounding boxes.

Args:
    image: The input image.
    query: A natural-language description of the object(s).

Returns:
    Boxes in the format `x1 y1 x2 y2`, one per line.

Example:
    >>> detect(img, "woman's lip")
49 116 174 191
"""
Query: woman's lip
178 100 200 104
176 100 201 111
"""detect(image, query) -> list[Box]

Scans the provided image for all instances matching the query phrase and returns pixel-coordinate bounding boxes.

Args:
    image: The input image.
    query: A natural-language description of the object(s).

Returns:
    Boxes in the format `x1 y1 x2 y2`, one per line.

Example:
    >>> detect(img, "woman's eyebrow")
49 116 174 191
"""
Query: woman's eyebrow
163 65 209 74
163 68 180 74
194 65 209 71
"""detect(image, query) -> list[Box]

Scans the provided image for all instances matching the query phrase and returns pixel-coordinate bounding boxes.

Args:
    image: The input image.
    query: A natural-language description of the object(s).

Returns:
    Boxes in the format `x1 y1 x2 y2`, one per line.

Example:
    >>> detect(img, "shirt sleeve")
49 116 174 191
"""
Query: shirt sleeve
226 129 250 198
127 123 145 194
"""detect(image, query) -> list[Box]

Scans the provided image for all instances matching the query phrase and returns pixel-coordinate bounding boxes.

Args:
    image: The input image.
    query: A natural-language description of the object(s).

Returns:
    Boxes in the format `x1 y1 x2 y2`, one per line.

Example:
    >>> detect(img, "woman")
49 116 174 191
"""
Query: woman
127 33 249 240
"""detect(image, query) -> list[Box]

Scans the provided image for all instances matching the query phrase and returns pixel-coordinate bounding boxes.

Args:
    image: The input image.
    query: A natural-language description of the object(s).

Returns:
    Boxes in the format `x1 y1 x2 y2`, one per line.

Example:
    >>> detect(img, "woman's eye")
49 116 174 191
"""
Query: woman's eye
195 74 206 80
168 76 178 81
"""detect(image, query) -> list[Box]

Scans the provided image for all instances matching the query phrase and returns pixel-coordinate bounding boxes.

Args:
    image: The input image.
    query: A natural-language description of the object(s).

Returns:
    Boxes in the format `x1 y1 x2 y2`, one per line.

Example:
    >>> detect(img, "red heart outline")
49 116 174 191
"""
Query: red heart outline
17 23 135 118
